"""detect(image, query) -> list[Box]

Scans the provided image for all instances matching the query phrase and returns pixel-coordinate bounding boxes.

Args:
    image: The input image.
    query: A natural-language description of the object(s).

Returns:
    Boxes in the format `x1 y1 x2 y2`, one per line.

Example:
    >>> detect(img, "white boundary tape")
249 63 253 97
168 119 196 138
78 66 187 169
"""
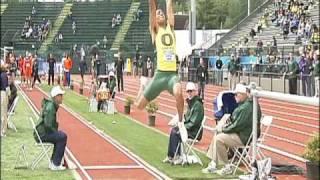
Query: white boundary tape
17 85 91 180
36 86 171 180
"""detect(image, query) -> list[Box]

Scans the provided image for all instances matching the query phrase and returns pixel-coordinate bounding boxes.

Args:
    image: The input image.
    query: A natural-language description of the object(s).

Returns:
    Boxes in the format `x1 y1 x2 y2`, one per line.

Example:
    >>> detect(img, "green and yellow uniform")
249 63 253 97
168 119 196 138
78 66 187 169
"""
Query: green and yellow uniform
144 24 179 101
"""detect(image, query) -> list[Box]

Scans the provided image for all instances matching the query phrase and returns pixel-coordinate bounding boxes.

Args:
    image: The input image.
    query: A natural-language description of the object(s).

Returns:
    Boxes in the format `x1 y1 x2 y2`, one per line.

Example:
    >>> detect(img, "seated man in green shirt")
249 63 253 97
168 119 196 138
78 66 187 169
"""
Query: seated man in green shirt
34 86 67 171
202 83 261 174
163 82 204 164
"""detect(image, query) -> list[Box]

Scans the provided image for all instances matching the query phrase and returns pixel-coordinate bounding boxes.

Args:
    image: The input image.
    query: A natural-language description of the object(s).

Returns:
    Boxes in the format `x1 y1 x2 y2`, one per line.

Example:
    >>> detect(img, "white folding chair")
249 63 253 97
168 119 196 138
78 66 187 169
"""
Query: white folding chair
173 116 207 166
229 115 273 175
28 117 53 170
7 96 19 132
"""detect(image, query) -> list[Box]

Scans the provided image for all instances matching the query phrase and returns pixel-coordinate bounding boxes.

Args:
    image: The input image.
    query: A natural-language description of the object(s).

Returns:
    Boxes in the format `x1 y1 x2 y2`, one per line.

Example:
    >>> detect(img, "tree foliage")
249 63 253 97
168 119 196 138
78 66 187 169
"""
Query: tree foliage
174 0 264 29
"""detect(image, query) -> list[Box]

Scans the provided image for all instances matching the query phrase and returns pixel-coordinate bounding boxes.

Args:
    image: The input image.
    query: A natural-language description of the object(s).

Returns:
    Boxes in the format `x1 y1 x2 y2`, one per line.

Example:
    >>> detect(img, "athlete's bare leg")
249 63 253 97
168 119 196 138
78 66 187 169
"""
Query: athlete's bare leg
173 82 184 122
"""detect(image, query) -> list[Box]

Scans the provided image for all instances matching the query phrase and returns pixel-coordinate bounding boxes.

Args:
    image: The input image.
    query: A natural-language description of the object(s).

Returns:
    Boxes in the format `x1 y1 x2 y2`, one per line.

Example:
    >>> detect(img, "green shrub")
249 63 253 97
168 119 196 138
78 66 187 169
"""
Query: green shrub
303 134 320 163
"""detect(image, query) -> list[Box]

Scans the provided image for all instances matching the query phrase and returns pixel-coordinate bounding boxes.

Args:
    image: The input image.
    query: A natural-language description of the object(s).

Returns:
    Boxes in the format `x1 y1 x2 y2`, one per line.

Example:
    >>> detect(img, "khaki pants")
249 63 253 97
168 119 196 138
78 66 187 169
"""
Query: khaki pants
228 73 237 90
1 91 8 135
206 133 243 166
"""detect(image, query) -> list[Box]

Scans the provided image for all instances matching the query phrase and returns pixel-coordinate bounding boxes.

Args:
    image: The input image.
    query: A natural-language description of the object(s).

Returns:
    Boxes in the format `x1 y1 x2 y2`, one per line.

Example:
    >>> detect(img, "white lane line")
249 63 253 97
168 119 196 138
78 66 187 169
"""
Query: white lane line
37 86 171 180
17 86 92 180
82 165 143 170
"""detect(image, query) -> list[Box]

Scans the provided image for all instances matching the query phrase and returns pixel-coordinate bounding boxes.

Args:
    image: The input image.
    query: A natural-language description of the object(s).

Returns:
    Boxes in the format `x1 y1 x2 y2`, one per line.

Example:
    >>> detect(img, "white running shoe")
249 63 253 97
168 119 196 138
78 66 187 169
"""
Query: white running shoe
49 162 66 171
202 161 217 174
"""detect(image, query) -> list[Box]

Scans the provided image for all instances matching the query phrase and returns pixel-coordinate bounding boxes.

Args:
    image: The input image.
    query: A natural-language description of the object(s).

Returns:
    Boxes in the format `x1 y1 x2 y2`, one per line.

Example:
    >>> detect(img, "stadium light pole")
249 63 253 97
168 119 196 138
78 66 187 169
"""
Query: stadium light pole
248 0 250 16
189 0 196 46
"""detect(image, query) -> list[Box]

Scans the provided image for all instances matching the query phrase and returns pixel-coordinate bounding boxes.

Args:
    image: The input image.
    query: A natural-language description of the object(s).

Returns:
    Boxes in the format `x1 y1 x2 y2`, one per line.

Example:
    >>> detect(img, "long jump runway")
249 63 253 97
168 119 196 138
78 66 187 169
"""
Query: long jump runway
19 86 168 180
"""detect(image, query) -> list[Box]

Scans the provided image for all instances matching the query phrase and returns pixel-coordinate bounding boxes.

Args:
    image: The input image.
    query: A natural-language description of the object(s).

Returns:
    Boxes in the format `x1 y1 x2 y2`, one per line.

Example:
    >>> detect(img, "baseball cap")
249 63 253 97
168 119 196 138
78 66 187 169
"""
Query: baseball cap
51 86 65 97
186 82 196 91
109 71 115 77
234 83 248 94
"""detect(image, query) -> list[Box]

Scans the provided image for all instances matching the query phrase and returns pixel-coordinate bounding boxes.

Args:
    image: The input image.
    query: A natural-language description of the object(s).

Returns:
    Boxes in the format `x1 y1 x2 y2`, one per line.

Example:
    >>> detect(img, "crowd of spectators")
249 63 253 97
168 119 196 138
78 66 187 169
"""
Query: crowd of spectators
270 0 319 44
21 6 51 41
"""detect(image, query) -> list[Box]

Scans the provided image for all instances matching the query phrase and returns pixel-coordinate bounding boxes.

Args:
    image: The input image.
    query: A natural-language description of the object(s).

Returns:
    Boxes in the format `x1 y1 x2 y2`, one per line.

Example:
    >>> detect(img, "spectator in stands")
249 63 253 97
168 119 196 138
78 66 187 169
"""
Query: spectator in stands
215 56 223 86
256 38 263 55
163 82 204 164
68 11 73 21
35 86 67 171
299 53 312 96
58 32 63 42
271 36 277 55
31 55 41 89
136 8 143 21
47 53 56 86
228 54 237 90
115 52 124 93
112 16 116 28
313 51 320 97
72 21 76 35
310 25 320 44
249 28 256 40
103 36 108 49
0 63 9 137
283 20 290 39
26 26 33 38
32 6 36 16
202 83 261 174
196 58 208 100
116 14 122 25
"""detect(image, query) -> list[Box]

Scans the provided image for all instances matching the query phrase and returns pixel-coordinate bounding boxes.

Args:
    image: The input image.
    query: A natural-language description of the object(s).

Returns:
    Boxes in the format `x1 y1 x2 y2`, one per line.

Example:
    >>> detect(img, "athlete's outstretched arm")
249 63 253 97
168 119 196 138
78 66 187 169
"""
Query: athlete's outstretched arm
149 0 157 44
166 0 174 28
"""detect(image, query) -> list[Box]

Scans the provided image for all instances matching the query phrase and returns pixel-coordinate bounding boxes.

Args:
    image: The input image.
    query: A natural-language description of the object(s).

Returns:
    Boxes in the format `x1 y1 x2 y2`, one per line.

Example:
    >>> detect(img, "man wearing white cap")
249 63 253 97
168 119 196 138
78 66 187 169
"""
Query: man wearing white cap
34 86 67 170
202 83 261 174
163 82 204 164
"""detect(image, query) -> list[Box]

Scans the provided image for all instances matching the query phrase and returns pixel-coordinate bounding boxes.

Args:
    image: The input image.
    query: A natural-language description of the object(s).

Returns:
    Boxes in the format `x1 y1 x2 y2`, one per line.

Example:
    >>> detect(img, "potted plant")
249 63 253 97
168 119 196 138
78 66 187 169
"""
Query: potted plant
145 101 158 126
124 96 134 114
70 80 74 90
79 80 84 95
302 134 319 180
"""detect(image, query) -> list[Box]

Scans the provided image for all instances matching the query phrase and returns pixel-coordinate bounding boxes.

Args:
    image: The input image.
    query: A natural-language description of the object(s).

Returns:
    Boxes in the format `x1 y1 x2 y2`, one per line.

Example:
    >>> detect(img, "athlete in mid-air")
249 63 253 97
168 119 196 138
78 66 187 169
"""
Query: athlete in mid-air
136 0 184 122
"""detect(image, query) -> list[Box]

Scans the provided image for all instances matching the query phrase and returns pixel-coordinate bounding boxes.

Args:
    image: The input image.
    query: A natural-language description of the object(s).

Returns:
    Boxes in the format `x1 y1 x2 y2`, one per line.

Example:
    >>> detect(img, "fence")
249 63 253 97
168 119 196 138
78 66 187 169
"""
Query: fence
179 67 318 97
250 85 319 172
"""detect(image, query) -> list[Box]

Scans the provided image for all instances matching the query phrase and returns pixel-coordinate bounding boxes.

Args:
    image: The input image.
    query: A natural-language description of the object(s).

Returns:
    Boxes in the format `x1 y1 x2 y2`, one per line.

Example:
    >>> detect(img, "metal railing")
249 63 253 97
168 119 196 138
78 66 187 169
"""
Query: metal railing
250 85 319 174
179 67 318 96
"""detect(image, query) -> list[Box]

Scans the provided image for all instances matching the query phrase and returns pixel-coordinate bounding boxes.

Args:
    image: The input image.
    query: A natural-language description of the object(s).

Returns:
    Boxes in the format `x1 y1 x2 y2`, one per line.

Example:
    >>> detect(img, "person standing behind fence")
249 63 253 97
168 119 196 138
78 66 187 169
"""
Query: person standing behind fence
196 58 208 100
285 53 299 95
299 54 312 96
313 51 319 97
0 64 10 137
115 52 124 93
31 55 41 89
215 56 223 86
228 54 237 90
34 86 67 170
63 55 73 88
47 54 56 86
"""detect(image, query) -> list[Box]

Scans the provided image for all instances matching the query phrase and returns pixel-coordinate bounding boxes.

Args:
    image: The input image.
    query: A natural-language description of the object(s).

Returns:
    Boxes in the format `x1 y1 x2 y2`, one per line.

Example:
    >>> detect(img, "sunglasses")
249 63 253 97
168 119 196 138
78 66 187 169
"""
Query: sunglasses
186 90 193 93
